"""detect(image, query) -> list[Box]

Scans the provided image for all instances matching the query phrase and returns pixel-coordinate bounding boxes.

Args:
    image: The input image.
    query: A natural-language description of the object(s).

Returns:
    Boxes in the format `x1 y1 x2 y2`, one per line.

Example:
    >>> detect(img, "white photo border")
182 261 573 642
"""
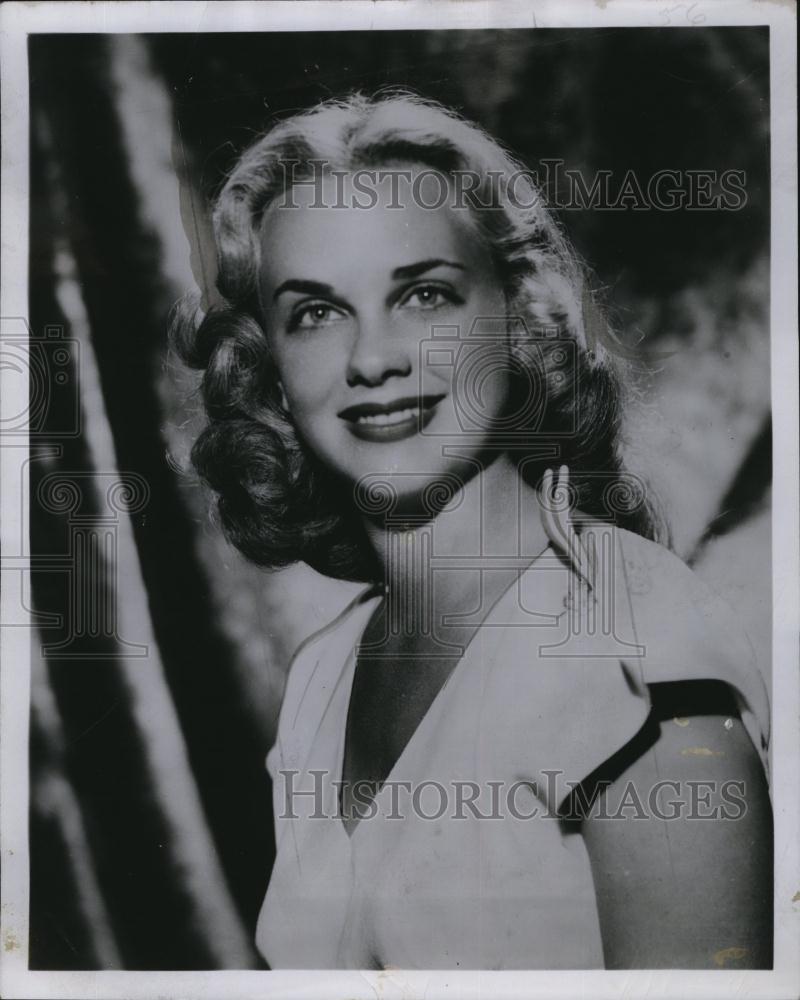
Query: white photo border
1 2 797 998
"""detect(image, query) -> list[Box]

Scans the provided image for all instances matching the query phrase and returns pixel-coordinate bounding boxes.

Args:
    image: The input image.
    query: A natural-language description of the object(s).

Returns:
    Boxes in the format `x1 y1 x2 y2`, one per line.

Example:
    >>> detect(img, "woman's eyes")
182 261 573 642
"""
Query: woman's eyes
398 283 461 310
287 302 346 332
286 283 462 332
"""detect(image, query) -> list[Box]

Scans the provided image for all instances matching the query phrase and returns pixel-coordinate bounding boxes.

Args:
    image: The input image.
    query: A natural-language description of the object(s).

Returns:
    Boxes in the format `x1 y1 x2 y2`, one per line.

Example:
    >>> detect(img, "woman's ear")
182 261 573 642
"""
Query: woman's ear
278 382 289 410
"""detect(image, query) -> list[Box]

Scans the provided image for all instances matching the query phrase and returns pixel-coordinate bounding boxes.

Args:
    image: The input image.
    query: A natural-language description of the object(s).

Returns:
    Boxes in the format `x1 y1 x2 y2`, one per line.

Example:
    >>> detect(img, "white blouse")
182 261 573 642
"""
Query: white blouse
256 525 770 969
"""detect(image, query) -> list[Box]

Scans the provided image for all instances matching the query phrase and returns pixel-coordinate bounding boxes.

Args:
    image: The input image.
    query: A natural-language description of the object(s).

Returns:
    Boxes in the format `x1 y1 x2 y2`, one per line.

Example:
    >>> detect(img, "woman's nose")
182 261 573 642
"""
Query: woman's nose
345 322 413 388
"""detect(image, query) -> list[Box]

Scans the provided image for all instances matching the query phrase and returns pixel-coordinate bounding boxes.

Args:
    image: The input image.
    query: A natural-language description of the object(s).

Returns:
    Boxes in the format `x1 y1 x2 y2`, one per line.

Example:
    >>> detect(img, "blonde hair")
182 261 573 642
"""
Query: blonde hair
171 90 659 580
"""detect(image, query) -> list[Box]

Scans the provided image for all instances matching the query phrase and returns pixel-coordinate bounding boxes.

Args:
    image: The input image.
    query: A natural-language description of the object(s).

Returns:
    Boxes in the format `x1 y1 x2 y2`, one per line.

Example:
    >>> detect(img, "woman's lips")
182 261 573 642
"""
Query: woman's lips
339 395 445 443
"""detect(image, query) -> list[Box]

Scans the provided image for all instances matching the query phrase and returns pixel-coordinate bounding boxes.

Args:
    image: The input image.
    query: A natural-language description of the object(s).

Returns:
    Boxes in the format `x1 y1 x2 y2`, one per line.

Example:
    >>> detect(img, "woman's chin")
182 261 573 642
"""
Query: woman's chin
341 447 473 487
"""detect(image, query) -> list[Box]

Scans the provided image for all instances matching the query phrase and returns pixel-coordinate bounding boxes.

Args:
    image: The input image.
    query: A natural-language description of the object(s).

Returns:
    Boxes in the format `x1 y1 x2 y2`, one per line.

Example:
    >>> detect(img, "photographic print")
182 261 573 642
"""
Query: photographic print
1 2 797 998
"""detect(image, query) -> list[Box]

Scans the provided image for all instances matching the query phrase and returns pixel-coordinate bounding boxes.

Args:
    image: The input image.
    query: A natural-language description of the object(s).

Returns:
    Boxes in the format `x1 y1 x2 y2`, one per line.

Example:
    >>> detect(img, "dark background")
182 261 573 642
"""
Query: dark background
28 28 771 969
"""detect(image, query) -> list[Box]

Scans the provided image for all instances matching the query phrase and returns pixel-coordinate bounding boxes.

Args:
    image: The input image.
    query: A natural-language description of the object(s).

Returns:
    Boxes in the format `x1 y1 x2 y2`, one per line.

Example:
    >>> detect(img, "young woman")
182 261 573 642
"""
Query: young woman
172 92 772 970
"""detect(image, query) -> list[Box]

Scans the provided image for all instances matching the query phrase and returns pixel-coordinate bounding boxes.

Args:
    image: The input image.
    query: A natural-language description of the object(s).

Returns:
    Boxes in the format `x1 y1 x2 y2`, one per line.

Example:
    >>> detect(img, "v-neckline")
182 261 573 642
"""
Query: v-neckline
335 543 553 842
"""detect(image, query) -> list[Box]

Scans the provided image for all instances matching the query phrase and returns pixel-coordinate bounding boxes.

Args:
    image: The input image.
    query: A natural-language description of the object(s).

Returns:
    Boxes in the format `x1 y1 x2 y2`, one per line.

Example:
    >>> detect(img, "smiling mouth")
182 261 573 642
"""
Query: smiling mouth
338 394 445 441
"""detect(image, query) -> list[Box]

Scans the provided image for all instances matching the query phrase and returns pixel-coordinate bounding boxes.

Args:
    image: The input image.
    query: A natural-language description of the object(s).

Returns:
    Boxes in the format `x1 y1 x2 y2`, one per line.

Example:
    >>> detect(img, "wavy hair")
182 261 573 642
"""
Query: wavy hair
171 90 664 581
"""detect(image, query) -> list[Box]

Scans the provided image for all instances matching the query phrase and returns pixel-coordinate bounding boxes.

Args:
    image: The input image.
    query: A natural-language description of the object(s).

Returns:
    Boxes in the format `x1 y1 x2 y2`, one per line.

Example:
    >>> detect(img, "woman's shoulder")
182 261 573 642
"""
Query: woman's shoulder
286 581 381 670
611 529 765 694
510 522 759 674
615 526 770 767
612 525 745 636
277 581 381 710
488 525 770 799
266 581 380 781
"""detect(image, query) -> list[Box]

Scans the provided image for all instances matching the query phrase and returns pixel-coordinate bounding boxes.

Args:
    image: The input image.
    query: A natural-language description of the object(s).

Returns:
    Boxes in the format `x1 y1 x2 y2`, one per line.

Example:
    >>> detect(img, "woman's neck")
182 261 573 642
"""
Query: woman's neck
361 452 548 591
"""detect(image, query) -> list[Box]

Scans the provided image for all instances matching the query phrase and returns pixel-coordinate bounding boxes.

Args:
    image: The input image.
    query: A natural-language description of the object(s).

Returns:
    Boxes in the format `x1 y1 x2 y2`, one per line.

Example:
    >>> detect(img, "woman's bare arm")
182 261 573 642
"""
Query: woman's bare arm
580 706 773 969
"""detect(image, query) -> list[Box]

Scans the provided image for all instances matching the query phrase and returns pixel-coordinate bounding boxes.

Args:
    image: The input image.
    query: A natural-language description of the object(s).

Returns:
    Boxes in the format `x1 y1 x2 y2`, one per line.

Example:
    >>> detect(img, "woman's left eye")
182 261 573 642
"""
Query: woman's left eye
400 285 458 310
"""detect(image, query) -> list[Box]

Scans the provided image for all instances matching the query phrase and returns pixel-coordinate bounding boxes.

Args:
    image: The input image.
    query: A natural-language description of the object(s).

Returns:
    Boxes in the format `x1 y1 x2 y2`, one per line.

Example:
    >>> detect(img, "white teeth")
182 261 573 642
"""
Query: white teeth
355 407 420 426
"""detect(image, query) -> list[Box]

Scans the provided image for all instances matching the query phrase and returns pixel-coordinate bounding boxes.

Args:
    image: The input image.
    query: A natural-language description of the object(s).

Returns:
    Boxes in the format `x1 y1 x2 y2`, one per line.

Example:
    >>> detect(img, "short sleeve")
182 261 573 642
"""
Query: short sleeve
615 528 770 773
487 528 771 816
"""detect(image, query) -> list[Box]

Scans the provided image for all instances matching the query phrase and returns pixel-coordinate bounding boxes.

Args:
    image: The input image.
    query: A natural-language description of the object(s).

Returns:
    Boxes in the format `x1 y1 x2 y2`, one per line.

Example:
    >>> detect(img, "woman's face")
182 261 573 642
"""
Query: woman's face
258 166 511 503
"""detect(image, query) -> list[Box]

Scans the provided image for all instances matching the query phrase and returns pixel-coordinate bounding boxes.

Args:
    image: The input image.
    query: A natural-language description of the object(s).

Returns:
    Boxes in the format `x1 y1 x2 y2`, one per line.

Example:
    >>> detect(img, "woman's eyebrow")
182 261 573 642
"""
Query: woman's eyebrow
273 279 334 301
391 259 466 280
273 261 465 301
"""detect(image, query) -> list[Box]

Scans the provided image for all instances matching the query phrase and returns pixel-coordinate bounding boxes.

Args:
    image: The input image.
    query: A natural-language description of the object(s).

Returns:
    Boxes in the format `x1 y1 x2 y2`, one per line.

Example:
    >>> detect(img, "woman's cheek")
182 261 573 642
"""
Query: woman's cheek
285 385 326 427
277 343 340 410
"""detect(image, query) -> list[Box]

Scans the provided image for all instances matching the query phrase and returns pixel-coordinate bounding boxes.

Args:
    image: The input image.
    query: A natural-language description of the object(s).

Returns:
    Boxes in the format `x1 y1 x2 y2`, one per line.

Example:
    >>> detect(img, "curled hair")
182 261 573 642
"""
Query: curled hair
171 90 665 581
